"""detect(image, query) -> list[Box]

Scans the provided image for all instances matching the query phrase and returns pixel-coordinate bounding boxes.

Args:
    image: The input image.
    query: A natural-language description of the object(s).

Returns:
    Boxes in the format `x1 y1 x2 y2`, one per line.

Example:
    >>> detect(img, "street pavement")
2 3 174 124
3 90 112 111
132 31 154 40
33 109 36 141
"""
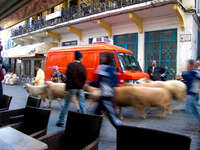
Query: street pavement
3 85 200 150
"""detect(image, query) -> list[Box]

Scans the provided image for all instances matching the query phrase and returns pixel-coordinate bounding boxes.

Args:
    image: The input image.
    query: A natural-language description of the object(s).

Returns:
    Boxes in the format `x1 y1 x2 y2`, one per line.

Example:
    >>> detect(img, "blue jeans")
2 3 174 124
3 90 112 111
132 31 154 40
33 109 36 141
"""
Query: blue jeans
57 89 86 124
95 97 123 128
185 94 200 122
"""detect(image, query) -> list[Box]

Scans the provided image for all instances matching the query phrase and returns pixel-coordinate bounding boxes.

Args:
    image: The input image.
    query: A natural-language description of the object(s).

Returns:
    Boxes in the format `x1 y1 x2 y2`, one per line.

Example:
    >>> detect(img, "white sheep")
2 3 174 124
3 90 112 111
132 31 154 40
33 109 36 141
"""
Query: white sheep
135 80 187 101
45 81 79 110
24 83 48 104
86 85 172 119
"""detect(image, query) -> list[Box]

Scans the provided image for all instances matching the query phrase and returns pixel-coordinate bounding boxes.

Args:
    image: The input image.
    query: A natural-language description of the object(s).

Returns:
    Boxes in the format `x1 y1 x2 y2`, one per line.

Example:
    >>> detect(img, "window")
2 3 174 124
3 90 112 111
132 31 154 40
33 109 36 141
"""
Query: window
114 33 138 59
51 8 54 13
62 40 77 46
23 60 31 76
100 52 116 67
118 52 141 71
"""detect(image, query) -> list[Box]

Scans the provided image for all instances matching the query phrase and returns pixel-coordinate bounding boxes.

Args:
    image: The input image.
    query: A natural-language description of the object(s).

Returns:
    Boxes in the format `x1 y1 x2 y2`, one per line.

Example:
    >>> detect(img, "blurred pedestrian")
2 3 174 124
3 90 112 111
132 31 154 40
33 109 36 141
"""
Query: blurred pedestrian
34 64 45 86
182 59 200 122
195 59 200 105
195 59 200 71
51 66 66 83
1 64 6 75
56 51 87 127
0 67 4 99
89 53 122 128
147 60 166 81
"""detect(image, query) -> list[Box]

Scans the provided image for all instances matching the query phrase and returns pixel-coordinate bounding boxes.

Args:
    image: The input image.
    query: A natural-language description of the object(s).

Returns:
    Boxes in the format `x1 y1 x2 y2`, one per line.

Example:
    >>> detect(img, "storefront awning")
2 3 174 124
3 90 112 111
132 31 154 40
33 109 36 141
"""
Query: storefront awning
2 42 58 58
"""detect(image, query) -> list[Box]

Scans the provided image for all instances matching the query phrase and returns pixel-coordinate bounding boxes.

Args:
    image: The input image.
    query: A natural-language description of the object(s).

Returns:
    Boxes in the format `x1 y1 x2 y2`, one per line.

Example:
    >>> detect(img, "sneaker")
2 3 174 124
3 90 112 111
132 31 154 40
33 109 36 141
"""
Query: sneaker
56 122 64 127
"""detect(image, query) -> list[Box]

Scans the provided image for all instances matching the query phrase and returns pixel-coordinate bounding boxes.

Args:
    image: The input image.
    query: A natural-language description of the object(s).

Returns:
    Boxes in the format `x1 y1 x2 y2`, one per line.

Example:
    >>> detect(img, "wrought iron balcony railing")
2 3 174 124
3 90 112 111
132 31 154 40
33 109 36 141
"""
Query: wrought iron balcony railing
11 0 155 37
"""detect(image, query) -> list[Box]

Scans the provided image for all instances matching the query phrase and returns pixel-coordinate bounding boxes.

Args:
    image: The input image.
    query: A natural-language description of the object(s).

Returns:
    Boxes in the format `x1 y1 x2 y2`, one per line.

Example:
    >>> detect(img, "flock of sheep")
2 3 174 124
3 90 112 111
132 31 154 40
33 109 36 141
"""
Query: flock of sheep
3 73 19 85
24 79 186 119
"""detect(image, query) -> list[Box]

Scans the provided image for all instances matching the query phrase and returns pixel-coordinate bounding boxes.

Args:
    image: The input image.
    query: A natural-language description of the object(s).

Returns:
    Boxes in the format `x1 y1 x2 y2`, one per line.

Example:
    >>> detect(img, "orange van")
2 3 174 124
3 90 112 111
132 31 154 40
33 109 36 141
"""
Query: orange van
44 43 149 84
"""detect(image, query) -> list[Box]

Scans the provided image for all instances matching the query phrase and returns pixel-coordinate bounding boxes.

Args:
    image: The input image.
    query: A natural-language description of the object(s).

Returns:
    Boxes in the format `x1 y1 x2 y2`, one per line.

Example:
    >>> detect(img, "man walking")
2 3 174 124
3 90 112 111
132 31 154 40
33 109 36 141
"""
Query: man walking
56 51 87 127
182 59 200 122
34 64 45 86
89 53 122 128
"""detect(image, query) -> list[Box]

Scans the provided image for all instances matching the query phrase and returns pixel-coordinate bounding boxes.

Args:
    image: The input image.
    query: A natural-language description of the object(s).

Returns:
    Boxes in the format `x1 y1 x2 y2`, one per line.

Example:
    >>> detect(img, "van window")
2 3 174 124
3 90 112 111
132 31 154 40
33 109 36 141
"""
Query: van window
100 52 116 67
118 52 141 71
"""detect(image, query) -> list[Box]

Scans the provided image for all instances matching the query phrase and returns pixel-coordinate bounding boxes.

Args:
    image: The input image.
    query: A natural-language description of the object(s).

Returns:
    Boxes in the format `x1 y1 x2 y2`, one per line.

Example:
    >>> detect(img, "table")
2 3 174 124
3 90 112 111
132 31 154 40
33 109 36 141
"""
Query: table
0 127 48 150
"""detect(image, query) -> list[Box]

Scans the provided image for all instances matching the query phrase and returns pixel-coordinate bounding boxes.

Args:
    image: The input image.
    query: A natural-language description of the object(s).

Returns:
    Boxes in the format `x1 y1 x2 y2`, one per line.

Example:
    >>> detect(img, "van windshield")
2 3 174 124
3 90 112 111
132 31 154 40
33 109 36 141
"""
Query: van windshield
118 52 141 71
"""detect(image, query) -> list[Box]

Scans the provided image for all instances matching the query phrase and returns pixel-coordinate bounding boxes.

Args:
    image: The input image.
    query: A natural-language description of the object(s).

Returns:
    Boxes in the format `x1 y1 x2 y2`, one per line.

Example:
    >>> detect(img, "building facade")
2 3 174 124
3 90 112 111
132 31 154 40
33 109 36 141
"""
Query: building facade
1 0 200 79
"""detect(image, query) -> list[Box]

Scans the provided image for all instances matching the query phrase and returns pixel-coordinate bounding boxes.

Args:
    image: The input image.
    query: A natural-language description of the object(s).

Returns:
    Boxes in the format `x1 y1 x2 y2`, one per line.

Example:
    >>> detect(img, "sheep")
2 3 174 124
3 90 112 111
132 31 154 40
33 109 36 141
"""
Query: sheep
45 81 79 110
24 83 48 104
135 78 152 84
114 86 172 119
135 80 187 101
86 85 172 119
3 73 19 85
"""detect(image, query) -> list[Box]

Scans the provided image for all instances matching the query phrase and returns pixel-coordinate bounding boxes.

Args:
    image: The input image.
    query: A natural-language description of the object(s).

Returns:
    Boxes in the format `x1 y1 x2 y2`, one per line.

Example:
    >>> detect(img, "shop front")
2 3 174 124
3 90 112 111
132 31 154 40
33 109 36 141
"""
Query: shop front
2 42 58 77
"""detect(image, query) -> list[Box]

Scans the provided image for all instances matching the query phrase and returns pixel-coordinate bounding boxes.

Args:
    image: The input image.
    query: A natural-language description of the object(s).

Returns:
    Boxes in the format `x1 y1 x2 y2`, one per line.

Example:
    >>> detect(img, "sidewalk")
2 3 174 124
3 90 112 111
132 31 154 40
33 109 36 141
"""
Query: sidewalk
3 85 200 150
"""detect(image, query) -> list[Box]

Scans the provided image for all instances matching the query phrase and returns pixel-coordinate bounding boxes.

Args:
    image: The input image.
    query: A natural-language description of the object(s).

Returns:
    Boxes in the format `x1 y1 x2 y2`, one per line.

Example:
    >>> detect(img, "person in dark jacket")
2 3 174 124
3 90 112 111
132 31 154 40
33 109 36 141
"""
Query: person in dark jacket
89 53 122 128
147 60 166 81
56 51 87 127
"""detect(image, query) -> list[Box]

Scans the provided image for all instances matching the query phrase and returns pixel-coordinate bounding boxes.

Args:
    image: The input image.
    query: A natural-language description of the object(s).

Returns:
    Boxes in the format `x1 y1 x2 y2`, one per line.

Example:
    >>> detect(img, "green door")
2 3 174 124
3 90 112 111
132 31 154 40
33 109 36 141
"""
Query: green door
145 29 177 79
114 33 138 59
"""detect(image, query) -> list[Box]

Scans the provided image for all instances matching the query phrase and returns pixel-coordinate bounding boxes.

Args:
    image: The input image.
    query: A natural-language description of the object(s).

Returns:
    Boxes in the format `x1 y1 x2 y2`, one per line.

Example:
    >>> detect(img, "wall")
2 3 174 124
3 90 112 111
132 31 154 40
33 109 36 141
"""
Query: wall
60 6 198 75
182 0 195 10
177 13 199 75
61 13 179 71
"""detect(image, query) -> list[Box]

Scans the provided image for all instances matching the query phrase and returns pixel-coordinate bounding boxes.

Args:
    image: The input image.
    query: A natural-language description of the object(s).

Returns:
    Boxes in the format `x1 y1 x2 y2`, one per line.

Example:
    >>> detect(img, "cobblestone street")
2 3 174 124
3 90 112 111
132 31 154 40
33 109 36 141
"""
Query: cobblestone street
3 85 200 150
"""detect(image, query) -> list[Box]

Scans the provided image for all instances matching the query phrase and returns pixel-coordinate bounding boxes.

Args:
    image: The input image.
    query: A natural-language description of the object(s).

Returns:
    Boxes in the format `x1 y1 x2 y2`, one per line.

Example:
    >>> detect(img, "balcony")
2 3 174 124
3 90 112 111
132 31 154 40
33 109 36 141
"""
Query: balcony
10 0 184 38
11 0 156 37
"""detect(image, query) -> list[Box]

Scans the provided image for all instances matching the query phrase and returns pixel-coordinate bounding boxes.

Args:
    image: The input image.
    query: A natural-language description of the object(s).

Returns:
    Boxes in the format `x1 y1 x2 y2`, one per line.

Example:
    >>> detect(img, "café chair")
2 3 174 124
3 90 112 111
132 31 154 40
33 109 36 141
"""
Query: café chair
0 95 12 111
39 111 103 150
26 96 41 108
0 107 51 139
117 125 191 150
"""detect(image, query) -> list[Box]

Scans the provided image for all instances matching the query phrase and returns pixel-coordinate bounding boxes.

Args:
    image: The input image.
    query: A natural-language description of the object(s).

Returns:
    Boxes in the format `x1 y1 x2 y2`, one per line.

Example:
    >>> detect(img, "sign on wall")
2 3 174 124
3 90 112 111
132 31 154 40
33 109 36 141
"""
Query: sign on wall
62 41 78 46
180 34 191 42
0 0 63 29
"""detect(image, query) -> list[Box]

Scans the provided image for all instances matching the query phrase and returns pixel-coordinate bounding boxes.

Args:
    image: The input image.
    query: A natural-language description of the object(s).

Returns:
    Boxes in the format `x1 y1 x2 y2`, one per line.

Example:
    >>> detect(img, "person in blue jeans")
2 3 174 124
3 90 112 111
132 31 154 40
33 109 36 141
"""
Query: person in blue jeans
182 59 200 122
56 51 87 127
89 53 122 128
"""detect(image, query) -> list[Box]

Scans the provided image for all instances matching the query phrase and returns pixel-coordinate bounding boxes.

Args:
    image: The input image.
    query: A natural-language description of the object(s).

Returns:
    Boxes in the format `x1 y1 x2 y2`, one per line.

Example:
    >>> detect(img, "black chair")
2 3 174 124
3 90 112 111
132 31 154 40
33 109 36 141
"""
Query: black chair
39 111 103 150
117 125 191 150
0 107 51 138
0 95 12 111
26 96 41 108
